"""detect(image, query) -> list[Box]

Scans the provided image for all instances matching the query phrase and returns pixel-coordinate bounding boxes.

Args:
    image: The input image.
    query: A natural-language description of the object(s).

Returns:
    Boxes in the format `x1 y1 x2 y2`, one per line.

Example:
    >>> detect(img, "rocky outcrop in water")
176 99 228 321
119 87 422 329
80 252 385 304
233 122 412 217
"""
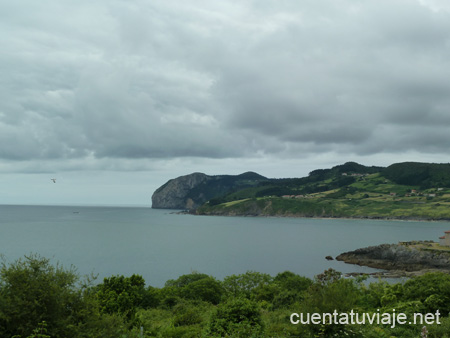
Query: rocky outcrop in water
336 242 450 272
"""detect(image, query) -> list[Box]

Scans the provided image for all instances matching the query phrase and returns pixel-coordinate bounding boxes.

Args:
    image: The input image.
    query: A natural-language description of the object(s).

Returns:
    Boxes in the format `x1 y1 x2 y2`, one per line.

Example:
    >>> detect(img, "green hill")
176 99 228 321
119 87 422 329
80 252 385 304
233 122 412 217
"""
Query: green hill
195 162 450 220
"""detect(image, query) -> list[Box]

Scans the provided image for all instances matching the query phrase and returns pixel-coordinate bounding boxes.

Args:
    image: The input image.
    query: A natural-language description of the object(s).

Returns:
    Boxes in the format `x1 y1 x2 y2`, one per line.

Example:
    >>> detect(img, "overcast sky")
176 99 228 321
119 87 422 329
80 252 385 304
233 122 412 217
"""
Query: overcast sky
2 0 450 206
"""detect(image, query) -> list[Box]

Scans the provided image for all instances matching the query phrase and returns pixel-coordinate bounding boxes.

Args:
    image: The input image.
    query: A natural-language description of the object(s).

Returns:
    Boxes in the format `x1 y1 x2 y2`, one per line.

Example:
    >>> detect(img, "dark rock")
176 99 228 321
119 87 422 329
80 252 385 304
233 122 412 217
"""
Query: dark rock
336 242 450 271
325 256 334 261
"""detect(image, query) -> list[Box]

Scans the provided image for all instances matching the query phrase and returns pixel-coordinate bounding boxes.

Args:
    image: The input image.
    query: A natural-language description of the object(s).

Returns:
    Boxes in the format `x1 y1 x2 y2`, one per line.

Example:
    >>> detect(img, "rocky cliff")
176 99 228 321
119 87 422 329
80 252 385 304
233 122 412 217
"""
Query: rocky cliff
151 172 209 210
336 242 450 272
151 171 267 210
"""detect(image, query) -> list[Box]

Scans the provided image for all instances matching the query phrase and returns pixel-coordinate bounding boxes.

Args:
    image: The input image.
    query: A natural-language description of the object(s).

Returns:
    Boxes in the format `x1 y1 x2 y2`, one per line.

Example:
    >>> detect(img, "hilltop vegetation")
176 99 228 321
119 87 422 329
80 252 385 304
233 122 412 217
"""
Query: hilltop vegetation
384 162 450 188
3 254 450 338
195 162 450 220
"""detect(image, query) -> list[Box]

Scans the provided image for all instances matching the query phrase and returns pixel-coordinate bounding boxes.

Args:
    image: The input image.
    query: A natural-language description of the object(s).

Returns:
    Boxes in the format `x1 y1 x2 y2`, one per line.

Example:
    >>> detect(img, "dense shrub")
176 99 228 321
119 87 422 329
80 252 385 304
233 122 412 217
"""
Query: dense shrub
222 271 272 299
0 255 125 338
206 297 264 337
1 255 450 338
96 274 146 319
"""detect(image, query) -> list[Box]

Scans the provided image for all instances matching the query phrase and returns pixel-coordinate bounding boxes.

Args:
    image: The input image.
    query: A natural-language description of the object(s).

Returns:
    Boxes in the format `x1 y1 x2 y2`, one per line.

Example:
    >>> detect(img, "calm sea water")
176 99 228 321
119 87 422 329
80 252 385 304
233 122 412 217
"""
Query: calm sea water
1 205 449 287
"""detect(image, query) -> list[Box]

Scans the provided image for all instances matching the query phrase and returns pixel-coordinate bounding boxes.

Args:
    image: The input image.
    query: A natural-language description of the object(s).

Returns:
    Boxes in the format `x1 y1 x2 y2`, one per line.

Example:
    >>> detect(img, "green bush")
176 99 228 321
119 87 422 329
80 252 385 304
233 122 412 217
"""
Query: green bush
222 271 272 299
0 254 125 338
95 274 146 319
272 271 312 308
181 277 224 304
401 272 450 313
172 301 205 327
205 297 264 337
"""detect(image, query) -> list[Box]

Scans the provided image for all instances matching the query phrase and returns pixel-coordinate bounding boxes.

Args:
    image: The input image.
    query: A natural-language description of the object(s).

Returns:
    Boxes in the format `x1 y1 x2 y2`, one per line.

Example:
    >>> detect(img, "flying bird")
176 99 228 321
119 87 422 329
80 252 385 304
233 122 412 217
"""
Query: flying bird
51 178 56 183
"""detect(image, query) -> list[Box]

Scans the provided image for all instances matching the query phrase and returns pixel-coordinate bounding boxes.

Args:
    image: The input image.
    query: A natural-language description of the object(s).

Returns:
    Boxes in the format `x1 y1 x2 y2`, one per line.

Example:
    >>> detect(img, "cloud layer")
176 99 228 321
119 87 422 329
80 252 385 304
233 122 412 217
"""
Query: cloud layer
2 0 450 173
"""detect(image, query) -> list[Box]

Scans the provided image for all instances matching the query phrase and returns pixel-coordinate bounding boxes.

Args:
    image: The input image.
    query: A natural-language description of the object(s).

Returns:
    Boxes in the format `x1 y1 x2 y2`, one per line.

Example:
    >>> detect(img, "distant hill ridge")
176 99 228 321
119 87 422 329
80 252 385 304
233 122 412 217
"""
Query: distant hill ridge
152 162 450 218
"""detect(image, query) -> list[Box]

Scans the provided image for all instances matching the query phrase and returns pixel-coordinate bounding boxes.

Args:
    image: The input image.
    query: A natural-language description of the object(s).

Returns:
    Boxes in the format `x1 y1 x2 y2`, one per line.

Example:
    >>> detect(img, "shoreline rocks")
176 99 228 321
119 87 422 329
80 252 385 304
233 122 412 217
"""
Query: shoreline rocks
336 242 450 277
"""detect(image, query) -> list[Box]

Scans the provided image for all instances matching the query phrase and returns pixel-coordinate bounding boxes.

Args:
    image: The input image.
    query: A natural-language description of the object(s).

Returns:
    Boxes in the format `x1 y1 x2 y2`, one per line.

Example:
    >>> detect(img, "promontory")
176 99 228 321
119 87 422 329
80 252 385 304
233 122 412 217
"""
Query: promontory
152 162 450 220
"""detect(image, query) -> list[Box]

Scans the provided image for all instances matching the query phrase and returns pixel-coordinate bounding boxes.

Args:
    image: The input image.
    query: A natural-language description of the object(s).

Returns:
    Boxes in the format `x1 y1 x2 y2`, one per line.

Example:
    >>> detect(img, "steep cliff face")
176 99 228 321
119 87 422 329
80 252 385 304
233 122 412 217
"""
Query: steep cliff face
151 171 268 210
151 173 210 210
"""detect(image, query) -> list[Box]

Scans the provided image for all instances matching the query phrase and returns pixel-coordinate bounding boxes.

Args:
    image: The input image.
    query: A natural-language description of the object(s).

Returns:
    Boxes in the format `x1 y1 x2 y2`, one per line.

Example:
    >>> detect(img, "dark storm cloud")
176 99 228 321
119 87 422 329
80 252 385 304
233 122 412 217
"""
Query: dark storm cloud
1 0 450 171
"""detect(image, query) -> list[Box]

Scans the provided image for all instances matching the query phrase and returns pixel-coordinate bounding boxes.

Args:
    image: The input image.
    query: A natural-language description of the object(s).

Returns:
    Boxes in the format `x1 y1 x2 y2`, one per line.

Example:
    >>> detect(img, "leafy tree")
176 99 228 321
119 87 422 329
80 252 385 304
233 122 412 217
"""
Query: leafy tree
298 269 363 337
165 272 210 288
401 272 450 313
22 321 50 338
206 297 264 338
96 274 146 319
141 285 161 308
360 280 390 309
303 268 362 313
380 283 403 307
172 301 205 327
181 277 224 304
272 271 312 308
0 254 108 338
222 271 272 299
274 271 312 291
163 272 224 305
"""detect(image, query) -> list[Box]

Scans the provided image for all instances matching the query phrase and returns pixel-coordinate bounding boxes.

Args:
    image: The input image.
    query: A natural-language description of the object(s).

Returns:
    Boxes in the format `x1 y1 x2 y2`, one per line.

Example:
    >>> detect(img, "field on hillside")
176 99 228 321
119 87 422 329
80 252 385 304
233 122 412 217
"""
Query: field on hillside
198 173 450 220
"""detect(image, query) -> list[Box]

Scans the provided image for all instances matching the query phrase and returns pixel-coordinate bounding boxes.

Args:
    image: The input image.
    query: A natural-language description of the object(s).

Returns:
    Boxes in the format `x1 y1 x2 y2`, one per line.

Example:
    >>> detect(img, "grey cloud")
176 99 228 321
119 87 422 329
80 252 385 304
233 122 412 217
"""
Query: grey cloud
210 0 450 153
1 0 450 170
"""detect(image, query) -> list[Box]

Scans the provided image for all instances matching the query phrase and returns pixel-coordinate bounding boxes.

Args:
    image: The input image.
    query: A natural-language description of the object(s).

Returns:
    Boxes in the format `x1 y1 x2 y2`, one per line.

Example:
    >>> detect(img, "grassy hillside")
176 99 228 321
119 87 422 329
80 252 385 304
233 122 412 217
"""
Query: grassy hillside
196 162 450 220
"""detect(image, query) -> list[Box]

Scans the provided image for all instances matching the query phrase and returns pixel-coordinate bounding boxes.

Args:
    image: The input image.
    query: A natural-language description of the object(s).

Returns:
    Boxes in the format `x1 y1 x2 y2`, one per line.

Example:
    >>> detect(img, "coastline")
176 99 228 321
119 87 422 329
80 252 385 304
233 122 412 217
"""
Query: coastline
180 209 450 277
336 241 450 278
181 209 450 223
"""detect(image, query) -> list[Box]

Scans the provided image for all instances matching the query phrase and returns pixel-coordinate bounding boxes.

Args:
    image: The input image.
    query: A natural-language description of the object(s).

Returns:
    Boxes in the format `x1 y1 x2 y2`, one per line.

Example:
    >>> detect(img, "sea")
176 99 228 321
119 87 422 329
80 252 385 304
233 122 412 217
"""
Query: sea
1 204 449 287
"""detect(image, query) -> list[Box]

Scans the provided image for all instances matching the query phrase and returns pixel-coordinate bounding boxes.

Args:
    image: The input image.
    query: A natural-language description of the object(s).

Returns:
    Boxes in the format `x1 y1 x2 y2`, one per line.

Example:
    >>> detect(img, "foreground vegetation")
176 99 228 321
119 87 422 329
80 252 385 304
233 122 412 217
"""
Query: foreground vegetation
1 255 450 337
197 162 450 220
